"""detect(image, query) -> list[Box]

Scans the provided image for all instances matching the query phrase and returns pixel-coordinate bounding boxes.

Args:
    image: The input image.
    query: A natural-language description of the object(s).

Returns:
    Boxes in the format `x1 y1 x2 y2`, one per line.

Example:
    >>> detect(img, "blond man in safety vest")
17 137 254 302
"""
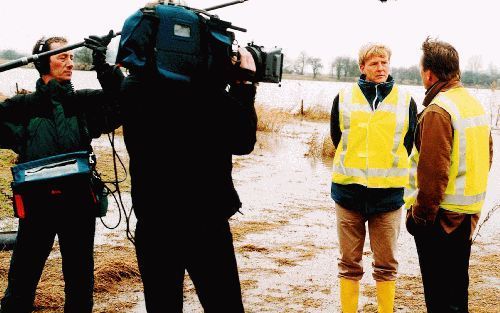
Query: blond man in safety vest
330 43 417 312
405 37 493 313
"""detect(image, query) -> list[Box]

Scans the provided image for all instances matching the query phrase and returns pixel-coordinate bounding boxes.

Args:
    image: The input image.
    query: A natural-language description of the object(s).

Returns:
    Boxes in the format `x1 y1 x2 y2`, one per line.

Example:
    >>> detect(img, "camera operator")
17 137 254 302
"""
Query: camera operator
0 33 123 313
119 3 258 310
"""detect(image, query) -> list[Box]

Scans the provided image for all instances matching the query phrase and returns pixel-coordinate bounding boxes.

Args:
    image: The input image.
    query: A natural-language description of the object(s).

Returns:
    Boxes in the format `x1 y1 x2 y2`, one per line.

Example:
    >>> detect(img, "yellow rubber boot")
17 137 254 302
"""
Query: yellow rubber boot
340 277 359 313
376 280 396 313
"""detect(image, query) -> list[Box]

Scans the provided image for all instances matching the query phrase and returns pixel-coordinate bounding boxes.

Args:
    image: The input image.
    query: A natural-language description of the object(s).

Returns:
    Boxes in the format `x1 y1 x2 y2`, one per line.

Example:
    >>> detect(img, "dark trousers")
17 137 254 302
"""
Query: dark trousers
135 217 244 313
413 216 472 313
0 202 96 313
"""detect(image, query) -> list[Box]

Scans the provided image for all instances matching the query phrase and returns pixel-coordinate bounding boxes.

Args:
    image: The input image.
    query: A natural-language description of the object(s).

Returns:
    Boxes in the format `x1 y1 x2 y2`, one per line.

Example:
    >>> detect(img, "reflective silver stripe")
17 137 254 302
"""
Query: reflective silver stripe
385 89 409 168
333 165 408 177
435 94 489 195
339 88 353 171
342 103 399 114
460 115 490 128
369 167 407 177
435 94 489 130
434 94 466 194
443 192 486 205
405 148 419 198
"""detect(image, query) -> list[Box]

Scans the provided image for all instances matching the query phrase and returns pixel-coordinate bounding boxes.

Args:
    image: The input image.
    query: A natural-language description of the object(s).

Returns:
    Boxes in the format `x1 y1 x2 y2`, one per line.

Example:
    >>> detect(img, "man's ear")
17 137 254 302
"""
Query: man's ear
359 64 365 74
427 70 439 84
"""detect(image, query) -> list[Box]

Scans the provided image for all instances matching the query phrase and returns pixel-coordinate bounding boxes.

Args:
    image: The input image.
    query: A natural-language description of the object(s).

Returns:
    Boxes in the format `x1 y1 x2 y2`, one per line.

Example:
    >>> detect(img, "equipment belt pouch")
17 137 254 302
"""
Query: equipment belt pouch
10 151 93 219
92 175 109 217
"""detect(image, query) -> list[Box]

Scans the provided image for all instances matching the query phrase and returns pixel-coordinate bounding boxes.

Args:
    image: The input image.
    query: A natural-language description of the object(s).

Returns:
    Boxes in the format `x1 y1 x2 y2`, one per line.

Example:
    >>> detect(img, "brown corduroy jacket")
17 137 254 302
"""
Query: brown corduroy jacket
407 80 493 236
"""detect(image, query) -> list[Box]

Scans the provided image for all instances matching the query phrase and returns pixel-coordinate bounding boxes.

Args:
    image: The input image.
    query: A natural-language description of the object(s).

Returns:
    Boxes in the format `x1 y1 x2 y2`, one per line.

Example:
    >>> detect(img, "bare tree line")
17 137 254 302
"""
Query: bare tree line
284 51 500 88
1 47 498 87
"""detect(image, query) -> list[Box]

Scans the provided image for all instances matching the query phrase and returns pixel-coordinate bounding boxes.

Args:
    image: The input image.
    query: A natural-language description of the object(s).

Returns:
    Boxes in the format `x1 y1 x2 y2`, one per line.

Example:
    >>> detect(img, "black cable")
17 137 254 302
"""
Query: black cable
97 130 136 245
98 131 122 230
110 131 135 245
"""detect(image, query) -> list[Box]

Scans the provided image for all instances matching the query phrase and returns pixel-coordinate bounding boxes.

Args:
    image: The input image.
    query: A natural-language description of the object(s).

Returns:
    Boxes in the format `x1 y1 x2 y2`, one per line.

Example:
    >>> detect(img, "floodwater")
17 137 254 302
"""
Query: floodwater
1 68 499 115
153 121 498 313
0 120 498 312
0 68 498 311
117 119 497 312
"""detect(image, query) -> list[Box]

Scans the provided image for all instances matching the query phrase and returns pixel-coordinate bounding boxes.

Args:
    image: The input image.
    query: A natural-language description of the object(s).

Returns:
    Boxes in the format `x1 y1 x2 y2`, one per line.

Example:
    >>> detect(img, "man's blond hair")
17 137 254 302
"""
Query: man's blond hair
358 43 392 66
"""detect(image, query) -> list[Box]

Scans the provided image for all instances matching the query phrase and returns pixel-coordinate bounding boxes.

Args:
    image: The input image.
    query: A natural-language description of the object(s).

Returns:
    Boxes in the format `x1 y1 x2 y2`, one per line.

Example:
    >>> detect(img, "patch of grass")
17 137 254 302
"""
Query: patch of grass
305 132 335 159
302 297 323 308
261 284 325 311
271 242 319 266
260 294 287 304
232 220 286 242
93 246 141 293
241 279 258 290
94 147 130 192
240 267 285 276
300 104 330 121
394 275 427 313
273 257 297 267
237 244 270 254
255 104 291 133
113 126 123 136
0 150 17 218
0 245 142 313
469 253 500 313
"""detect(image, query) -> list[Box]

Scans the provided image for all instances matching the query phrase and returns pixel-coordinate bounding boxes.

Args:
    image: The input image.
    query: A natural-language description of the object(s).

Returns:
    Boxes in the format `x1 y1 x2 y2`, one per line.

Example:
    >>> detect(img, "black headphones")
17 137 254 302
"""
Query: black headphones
33 37 50 75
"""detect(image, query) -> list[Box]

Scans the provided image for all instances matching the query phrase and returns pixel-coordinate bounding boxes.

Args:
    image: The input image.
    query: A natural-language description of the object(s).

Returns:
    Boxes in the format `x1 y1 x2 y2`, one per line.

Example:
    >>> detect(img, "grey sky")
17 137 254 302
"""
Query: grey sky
0 0 498 71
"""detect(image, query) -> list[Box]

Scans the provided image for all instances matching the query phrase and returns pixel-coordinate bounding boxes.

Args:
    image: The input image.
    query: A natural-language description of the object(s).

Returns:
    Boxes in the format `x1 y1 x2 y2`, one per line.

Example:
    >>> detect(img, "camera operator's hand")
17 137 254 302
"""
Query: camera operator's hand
232 47 256 84
237 47 256 73
84 30 114 72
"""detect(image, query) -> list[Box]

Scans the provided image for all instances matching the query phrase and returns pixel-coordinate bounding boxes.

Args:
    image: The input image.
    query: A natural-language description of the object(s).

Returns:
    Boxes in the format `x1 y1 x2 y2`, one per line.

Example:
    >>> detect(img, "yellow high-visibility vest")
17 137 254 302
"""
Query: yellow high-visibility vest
404 87 490 214
332 84 411 188
403 146 418 209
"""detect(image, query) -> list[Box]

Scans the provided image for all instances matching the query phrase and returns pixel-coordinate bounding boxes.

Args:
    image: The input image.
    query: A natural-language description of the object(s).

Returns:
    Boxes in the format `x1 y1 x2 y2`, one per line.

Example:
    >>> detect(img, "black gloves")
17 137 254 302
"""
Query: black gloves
84 30 114 72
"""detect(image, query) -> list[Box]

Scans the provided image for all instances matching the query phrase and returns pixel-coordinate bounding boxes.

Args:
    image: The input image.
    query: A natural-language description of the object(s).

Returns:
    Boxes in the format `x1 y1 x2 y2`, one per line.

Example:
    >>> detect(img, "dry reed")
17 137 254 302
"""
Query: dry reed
305 132 335 159
93 246 141 293
255 104 291 133
232 220 285 242
300 104 330 121
0 245 141 312
0 150 17 218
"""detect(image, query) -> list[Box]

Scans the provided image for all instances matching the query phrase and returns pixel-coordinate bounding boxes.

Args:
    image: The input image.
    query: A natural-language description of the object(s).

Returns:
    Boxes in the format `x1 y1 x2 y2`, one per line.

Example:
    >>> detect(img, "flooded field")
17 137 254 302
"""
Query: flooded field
170 121 500 313
2 118 497 312
0 70 499 311
1 68 499 116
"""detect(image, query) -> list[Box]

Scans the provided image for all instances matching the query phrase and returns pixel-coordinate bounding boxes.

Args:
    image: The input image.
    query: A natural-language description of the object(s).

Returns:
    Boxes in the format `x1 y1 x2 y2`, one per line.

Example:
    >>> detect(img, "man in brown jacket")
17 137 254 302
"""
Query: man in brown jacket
406 37 493 313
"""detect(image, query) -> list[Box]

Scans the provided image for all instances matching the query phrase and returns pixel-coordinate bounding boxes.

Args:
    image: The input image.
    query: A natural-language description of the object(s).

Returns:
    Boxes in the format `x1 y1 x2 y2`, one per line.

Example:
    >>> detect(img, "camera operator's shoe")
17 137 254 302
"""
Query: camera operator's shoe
376 280 396 313
340 277 359 313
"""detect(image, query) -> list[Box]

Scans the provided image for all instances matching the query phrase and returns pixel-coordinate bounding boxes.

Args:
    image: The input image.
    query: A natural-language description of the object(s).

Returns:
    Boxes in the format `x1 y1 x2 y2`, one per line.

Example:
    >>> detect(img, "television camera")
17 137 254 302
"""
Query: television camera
115 0 284 84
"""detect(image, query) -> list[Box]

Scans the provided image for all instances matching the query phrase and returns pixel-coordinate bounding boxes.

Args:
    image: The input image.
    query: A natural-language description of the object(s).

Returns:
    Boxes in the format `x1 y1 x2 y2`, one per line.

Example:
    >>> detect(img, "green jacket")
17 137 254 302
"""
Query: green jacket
0 69 122 162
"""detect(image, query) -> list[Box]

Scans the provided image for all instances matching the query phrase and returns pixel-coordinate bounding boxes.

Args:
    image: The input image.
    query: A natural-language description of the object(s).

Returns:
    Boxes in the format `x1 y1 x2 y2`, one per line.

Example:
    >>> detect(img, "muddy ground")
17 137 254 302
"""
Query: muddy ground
0 119 499 312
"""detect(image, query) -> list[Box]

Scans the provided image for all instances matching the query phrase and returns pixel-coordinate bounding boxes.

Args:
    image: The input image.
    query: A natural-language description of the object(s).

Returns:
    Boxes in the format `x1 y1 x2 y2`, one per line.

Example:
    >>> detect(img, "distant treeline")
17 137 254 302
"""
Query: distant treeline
2 48 499 88
284 52 500 88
